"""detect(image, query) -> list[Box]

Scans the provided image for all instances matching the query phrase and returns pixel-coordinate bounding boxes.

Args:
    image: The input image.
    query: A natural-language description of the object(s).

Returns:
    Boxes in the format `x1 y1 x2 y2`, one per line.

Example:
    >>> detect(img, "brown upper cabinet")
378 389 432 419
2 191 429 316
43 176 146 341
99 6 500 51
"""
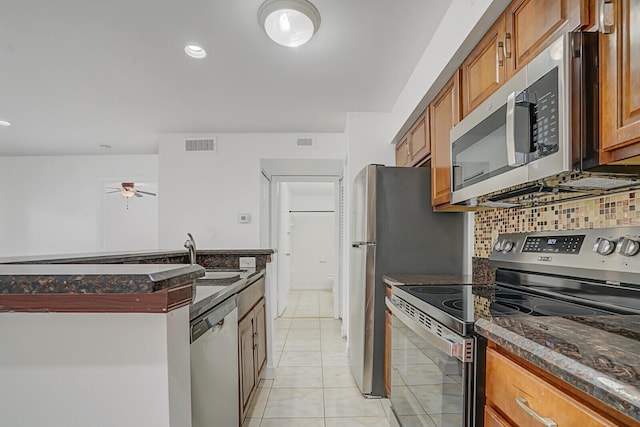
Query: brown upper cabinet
395 137 411 167
395 113 430 167
430 71 461 209
408 113 430 164
461 15 507 117
504 0 591 78
461 0 592 118
600 0 640 162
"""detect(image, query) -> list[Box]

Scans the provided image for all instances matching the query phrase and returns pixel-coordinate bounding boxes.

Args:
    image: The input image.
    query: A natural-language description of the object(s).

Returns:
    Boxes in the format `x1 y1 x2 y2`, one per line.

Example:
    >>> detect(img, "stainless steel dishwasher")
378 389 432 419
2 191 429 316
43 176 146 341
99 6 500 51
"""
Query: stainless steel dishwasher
190 296 239 427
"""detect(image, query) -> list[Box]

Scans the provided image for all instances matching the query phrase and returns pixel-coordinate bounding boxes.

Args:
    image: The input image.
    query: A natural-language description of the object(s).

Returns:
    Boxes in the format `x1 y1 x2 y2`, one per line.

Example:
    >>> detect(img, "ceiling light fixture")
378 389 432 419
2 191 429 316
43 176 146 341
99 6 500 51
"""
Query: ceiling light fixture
0 120 11 127
258 0 321 48
184 44 207 59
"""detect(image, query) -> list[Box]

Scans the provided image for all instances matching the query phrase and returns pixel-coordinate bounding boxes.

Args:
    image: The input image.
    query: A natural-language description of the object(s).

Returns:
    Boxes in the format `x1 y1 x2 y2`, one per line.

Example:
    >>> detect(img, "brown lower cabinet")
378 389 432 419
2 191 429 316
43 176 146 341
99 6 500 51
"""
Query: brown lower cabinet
384 309 392 397
384 285 392 397
485 346 639 426
238 278 267 424
484 405 513 427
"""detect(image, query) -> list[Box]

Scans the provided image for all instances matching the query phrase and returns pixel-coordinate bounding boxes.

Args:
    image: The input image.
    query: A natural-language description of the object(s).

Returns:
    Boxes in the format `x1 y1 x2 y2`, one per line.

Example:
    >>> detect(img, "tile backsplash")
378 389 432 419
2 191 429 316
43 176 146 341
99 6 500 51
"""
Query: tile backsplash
474 191 639 258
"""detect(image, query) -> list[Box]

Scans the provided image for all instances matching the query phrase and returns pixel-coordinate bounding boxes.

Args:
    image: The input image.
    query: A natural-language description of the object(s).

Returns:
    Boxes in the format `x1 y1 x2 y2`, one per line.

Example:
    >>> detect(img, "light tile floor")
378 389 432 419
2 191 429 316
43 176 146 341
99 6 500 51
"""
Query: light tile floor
245 290 392 427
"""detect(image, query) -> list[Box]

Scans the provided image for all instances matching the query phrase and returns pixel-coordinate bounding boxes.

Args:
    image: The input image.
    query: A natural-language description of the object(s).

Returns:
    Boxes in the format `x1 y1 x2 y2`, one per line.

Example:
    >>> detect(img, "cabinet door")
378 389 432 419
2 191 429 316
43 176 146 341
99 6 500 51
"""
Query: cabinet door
384 308 392 397
409 113 430 165
484 406 513 427
461 15 506 117
395 137 411 167
486 349 618 426
430 72 460 207
238 313 256 415
254 298 267 376
600 0 640 162
504 0 588 77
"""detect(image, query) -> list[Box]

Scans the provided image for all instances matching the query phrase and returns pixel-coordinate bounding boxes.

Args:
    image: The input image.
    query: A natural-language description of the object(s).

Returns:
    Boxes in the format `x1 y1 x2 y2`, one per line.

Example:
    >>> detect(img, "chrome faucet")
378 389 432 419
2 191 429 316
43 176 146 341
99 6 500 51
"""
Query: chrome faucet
184 233 197 265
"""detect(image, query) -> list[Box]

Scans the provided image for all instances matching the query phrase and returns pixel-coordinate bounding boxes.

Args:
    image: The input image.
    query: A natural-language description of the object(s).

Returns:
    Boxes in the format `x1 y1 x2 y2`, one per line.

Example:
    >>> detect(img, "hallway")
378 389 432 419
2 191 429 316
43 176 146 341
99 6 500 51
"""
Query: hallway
244 290 392 426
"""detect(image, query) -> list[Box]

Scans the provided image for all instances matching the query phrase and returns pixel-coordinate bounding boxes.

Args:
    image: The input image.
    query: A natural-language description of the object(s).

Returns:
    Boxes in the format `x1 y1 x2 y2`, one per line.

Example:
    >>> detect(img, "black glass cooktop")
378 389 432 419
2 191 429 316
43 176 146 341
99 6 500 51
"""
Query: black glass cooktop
396 283 625 326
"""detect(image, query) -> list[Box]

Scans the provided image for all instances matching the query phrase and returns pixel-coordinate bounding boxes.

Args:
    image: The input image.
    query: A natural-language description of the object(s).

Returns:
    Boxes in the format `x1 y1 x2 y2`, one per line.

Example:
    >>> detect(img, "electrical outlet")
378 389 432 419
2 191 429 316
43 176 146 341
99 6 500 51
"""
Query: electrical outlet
238 213 251 224
239 257 256 269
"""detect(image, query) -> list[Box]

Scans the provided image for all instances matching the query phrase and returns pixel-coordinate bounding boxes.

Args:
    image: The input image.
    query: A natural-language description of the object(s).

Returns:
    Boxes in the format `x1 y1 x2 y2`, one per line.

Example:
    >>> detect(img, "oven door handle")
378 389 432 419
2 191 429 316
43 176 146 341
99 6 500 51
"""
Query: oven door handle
386 297 473 362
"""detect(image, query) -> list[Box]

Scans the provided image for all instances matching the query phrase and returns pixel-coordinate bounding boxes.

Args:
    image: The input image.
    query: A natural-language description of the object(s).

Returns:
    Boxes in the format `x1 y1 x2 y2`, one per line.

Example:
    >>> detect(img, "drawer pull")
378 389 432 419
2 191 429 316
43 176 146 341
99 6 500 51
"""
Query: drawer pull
516 397 557 427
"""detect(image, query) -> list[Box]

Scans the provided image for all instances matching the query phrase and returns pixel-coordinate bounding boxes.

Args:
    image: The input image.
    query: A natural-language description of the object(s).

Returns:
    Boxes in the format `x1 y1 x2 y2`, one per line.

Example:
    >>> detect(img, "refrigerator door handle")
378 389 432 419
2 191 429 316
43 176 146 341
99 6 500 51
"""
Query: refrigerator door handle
352 241 377 247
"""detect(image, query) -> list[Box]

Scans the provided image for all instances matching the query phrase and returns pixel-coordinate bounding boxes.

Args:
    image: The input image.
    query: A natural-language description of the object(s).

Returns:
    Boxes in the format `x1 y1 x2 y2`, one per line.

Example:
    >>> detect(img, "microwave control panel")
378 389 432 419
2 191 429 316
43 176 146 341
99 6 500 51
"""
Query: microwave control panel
522 234 585 254
529 67 559 158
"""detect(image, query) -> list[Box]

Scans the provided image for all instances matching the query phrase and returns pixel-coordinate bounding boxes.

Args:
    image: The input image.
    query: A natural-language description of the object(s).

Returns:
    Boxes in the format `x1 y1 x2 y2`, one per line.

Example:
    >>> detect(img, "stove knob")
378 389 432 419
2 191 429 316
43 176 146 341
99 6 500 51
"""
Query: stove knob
593 237 616 255
616 237 640 257
502 240 515 252
493 240 503 252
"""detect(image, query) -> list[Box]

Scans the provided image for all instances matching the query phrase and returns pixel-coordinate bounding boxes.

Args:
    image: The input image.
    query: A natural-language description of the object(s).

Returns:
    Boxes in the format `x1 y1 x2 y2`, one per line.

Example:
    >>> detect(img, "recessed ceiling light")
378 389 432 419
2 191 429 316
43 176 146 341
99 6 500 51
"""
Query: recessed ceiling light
184 44 207 59
258 0 321 48
0 120 11 127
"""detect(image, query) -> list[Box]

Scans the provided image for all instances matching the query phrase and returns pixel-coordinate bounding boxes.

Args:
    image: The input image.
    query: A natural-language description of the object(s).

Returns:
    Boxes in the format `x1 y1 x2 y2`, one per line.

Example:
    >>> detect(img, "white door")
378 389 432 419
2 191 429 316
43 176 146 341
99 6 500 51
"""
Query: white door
276 182 292 316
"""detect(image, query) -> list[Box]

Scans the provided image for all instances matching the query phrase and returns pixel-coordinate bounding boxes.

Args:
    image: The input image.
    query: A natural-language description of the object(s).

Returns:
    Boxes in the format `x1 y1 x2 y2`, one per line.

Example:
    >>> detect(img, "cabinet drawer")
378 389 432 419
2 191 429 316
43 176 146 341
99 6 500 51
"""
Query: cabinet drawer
486 348 617 427
237 277 265 319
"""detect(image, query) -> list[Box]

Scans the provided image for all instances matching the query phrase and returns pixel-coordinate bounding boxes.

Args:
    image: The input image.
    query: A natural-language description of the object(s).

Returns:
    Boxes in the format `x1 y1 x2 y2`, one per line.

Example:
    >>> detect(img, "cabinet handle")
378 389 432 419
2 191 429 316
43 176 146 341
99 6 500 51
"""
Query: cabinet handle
600 0 614 34
503 33 512 58
405 141 411 159
497 41 504 67
515 397 558 427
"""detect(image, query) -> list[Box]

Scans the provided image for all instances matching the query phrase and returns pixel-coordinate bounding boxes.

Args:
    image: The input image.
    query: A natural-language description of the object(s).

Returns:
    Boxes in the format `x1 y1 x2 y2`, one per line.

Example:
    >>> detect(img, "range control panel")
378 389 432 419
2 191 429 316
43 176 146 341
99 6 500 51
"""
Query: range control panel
490 227 640 285
522 235 585 254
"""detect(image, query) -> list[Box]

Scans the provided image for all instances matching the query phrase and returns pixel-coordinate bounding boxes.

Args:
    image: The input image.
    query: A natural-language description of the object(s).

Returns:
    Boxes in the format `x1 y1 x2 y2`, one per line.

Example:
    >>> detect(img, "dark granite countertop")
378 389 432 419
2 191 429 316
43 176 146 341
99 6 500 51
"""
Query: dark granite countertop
0 264 205 294
0 248 274 264
383 273 491 287
190 269 265 321
475 314 640 422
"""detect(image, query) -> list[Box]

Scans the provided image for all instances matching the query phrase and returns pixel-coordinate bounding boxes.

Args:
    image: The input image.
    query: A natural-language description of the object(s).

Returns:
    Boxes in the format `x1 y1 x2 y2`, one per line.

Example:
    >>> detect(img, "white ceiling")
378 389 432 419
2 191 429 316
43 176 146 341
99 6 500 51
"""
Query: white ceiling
0 0 452 156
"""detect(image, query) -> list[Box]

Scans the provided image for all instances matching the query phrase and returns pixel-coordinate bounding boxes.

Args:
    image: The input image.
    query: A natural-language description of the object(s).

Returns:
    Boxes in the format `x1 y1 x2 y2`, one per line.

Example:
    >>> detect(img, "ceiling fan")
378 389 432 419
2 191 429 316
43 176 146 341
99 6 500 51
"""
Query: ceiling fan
106 182 157 198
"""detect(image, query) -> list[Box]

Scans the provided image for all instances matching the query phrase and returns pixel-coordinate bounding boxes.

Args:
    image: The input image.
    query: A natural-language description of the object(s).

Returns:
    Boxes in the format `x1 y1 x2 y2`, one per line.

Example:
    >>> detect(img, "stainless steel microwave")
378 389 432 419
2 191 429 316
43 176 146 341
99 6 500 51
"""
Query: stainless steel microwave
450 32 640 208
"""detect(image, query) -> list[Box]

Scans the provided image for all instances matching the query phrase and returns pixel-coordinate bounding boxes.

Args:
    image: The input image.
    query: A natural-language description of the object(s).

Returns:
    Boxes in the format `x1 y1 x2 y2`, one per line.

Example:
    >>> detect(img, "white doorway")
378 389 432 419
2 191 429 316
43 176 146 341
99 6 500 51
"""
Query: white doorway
268 177 341 319
288 182 336 292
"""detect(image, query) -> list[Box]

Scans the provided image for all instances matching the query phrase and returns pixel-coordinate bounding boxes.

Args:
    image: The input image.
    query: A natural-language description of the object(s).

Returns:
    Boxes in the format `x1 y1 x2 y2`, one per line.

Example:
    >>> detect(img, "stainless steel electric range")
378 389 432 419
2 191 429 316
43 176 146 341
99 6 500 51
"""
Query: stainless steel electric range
385 227 640 427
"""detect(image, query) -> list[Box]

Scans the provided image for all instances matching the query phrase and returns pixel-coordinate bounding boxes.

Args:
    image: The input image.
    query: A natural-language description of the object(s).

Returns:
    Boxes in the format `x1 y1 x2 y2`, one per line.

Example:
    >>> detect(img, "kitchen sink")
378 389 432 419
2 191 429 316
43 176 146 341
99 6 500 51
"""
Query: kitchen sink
193 285 227 304
201 271 241 280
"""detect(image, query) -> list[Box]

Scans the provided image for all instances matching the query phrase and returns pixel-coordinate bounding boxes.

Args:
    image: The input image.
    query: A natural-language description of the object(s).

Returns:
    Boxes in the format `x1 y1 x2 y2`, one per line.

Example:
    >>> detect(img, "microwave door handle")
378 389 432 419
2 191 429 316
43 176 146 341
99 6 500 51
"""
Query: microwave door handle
506 91 525 167
507 91 536 167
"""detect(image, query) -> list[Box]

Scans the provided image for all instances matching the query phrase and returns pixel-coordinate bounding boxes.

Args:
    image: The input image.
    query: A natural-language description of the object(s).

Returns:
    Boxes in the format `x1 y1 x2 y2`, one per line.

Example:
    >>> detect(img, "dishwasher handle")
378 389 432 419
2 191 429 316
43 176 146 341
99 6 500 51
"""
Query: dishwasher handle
191 296 237 342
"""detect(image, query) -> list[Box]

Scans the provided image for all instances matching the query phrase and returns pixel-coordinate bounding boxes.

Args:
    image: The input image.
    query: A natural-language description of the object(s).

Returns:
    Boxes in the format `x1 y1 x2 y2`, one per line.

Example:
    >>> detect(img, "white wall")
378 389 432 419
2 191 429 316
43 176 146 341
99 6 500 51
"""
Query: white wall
102 181 158 252
388 0 509 142
0 307 191 427
0 155 158 257
289 189 336 290
158 133 346 250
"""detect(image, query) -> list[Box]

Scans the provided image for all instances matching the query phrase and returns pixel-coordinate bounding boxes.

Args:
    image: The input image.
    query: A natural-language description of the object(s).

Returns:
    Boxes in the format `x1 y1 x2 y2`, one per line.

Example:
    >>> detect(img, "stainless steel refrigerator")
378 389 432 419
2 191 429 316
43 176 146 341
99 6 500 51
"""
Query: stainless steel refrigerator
349 165 464 397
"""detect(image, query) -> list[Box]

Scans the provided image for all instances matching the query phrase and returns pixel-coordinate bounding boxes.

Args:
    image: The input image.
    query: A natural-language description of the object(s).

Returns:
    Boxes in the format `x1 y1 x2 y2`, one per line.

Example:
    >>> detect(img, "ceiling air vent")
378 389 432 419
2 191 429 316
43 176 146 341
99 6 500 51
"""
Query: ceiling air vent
296 137 314 148
185 138 217 152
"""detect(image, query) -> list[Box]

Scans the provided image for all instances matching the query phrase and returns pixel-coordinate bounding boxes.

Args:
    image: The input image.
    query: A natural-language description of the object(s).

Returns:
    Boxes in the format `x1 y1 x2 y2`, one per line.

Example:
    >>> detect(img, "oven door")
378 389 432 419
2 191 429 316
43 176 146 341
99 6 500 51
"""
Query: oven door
386 297 476 427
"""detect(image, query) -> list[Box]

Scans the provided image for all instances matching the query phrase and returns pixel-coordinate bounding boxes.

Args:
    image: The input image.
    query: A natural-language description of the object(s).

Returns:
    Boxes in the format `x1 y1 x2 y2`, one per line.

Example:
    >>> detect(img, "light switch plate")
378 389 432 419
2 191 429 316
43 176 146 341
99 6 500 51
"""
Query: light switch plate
239 257 256 269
